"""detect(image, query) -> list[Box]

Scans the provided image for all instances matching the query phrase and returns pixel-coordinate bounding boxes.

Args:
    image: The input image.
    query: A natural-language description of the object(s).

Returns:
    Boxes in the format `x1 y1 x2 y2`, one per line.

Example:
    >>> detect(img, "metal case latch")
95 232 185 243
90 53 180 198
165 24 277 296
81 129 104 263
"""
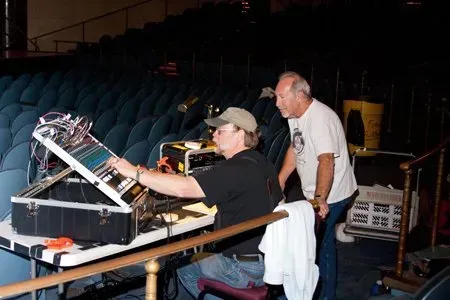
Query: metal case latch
27 202 39 217
99 208 111 225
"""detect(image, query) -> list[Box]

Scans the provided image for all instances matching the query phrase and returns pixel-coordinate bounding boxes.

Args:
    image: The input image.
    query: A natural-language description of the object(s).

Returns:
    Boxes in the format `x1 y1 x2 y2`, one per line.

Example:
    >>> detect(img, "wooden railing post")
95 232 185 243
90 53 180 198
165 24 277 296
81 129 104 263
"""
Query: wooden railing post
145 259 160 300
396 168 413 277
431 148 446 247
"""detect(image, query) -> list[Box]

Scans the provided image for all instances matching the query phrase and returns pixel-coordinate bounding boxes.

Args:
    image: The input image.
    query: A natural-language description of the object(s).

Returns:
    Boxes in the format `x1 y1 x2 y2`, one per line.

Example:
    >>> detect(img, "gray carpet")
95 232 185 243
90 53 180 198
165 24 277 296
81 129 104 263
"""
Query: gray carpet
336 238 397 300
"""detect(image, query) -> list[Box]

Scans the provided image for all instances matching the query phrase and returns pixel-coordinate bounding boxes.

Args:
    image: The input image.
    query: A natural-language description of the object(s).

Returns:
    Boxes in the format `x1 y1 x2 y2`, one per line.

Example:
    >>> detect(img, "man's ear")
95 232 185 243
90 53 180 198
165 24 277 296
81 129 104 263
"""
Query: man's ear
238 129 246 140
297 90 307 102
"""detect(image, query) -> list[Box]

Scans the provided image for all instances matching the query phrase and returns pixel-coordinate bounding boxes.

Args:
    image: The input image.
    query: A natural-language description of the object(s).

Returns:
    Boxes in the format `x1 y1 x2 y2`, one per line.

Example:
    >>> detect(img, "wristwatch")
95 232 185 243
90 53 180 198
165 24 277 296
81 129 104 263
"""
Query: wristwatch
135 165 145 182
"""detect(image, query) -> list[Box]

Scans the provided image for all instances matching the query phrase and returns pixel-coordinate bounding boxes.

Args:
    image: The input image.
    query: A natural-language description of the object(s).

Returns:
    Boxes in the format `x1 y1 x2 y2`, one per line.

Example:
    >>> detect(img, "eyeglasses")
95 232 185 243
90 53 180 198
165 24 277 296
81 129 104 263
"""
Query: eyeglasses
215 128 237 135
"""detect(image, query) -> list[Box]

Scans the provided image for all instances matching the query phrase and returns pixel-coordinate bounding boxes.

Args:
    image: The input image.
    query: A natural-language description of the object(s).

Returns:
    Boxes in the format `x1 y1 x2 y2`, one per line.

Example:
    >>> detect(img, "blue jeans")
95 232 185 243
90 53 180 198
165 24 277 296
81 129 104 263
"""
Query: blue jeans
319 197 351 300
177 253 265 300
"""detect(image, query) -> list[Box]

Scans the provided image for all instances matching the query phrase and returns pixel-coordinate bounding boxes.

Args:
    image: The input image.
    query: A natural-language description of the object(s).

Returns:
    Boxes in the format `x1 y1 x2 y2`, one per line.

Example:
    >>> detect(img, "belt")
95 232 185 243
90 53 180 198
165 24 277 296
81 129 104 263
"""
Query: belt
224 254 262 262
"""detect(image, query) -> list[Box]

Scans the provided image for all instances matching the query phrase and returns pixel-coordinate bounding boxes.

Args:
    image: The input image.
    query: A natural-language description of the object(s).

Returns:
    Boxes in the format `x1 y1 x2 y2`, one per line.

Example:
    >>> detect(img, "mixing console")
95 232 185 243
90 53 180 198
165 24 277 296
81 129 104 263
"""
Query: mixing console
32 115 145 208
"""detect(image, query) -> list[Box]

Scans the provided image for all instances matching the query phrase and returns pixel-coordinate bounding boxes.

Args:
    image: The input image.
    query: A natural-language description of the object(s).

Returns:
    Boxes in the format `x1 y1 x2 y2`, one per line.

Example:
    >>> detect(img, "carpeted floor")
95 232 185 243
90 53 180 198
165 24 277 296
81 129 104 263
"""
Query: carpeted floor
336 238 397 300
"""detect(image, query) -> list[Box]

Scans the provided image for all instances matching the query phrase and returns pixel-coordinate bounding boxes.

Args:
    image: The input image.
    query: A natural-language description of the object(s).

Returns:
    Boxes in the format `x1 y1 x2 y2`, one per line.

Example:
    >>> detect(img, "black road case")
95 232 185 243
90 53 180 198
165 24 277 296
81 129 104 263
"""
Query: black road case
11 170 152 245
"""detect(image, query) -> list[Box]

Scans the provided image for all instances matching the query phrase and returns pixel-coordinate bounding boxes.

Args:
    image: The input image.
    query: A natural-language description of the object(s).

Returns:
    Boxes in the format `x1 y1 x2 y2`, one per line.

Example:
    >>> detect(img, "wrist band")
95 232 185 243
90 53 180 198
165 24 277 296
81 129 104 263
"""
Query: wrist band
136 165 144 181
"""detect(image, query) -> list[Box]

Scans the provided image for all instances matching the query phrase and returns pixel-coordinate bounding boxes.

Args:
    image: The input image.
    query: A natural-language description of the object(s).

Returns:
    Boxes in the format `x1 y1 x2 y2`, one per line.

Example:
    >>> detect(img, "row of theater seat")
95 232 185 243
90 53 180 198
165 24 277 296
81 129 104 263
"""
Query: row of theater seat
0 66 292 288
0 66 291 217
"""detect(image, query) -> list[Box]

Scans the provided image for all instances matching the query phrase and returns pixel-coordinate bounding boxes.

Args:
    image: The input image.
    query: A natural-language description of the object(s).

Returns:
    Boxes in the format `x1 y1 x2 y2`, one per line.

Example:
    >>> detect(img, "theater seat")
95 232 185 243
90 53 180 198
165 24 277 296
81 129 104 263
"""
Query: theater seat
197 278 268 300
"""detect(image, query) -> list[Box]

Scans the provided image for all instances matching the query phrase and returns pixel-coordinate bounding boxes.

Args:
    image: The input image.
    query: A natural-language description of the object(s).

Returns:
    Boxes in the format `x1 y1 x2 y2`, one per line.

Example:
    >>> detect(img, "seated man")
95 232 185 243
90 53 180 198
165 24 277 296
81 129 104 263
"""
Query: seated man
108 107 283 299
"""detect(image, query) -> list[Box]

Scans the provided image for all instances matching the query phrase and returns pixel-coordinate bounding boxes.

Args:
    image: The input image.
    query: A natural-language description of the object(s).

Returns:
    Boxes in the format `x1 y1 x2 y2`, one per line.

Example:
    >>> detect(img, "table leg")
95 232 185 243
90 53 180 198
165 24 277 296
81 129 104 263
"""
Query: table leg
58 267 64 297
31 258 37 300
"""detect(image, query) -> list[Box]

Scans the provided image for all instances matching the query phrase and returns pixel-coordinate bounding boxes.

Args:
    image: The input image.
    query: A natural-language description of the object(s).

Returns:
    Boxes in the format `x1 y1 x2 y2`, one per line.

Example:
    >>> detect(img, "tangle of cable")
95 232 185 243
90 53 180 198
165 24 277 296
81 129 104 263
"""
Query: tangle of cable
31 112 93 177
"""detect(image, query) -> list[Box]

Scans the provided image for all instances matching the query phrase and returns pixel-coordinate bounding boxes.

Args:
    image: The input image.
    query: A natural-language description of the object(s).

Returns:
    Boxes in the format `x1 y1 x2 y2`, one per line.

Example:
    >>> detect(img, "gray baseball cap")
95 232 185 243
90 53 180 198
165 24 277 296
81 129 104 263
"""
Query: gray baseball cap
204 107 258 133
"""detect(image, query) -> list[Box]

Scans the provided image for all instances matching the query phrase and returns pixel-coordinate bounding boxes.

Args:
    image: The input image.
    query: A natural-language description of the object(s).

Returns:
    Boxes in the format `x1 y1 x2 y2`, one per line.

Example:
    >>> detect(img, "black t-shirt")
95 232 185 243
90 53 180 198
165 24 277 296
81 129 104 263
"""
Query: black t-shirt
193 149 283 256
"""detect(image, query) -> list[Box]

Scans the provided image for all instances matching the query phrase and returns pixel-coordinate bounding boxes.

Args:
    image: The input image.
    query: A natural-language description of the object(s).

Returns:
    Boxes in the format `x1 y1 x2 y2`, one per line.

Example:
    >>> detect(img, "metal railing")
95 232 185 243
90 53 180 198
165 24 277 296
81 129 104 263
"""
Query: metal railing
30 0 156 51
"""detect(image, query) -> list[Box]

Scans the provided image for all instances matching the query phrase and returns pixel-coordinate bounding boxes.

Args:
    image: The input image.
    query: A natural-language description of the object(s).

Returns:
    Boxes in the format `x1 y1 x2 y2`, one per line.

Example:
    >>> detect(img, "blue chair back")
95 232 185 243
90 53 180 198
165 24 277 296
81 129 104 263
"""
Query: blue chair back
266 110 285 137
266 129 289 166
147 114 173 149
74 85 95 109
125 116 156 150
0 112 9 128
0 75 13 90
56 87 76 109
146 133 177 169
179 127 201 141
262 100 278 125
0 128 12 161
37 90 58 114
103 123 130 155
251 99 269 123
116 97 140 126
122 140 151 166
0 141 31 173
152 89 177 116
274 131 292 173
95 91 118 120
92 109 117 141
10 110 40 136
0 87 21 110
0 168 28 220
0 103 22 122
12 123 35 147
136 86 165 120
0 168 31 286
19 85 41 106
31 71 47 83
10 73 31 92
77 95 98 119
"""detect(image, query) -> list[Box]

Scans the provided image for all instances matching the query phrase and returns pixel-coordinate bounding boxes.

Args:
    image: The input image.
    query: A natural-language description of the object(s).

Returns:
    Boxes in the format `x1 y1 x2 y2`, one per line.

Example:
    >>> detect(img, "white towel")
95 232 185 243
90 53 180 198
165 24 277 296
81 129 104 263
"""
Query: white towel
259 201 319 300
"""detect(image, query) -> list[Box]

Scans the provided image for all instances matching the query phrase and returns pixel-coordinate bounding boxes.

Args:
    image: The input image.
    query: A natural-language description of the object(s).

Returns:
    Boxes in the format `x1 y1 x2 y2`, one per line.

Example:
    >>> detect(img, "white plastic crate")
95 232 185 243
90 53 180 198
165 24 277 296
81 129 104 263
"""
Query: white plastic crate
345 185 419 239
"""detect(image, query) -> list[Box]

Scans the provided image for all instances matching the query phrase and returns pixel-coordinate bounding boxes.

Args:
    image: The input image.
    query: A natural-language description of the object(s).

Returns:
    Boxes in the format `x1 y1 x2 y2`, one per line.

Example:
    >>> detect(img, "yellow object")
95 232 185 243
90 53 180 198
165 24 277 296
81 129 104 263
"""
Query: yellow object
178 162 184 172
172 144 188 150
182 202 217 216
343 100 384 156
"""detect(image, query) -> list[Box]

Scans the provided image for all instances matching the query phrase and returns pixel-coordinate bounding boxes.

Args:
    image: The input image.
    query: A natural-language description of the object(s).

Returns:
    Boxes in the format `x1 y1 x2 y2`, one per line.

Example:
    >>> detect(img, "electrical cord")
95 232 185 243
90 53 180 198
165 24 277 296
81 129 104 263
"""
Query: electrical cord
79 177 90 203
161 197 181 300
31 113 93 174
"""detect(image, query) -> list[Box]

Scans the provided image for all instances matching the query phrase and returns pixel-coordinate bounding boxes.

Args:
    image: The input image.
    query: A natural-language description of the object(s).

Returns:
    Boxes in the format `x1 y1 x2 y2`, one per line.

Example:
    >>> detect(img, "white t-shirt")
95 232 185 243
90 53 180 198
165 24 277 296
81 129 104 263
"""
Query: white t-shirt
288 99 357 204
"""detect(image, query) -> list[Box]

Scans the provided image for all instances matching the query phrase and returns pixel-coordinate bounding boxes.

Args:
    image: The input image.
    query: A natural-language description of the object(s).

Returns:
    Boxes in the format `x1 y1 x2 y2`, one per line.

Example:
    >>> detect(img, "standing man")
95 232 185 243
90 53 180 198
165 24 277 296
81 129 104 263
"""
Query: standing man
275 71 357 300
108 107 283 299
